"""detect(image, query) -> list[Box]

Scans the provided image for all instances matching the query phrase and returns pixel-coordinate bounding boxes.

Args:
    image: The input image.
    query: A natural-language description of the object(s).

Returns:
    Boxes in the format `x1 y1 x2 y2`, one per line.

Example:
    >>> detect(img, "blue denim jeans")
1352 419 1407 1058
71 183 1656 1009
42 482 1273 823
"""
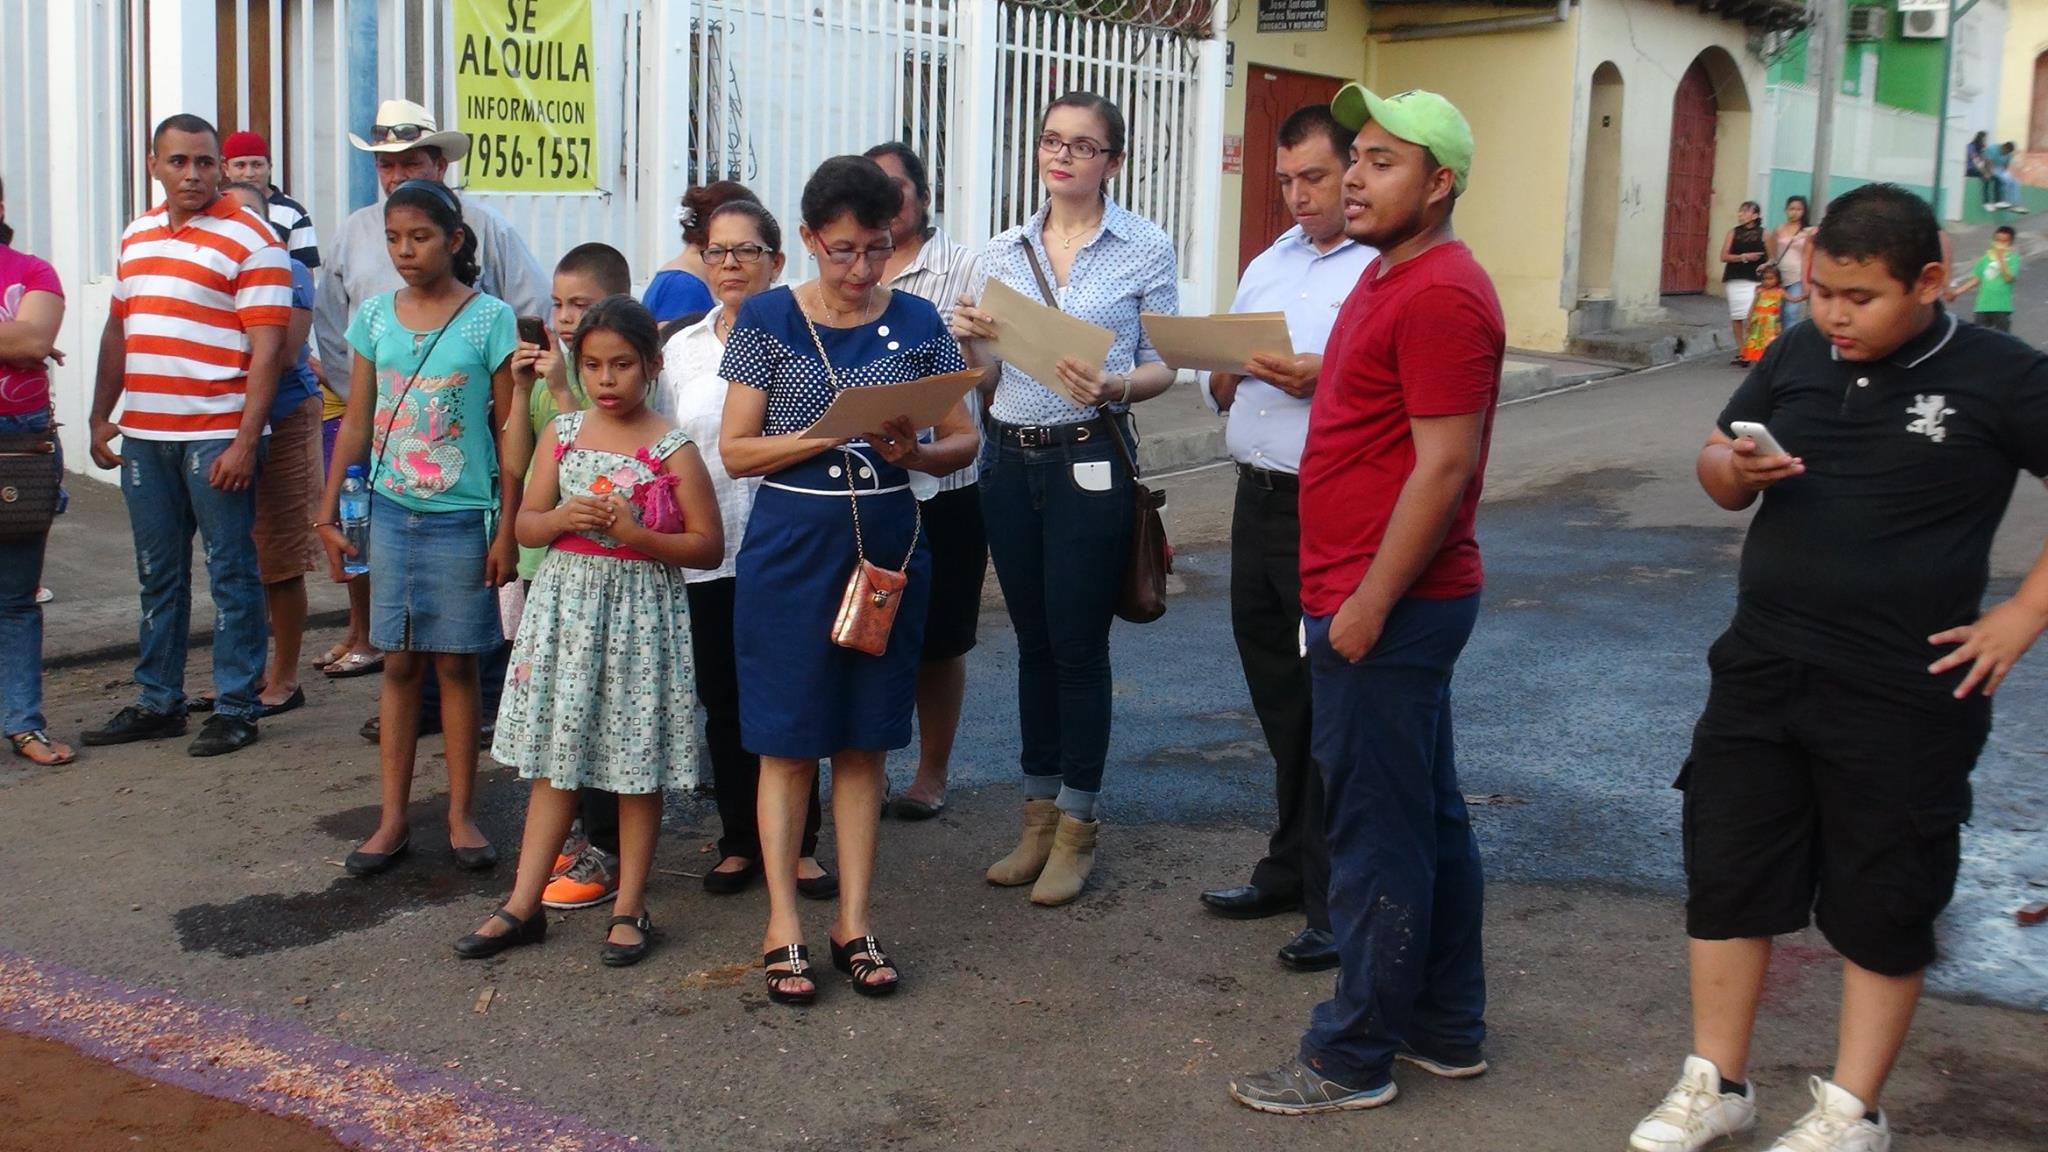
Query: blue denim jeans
980 427 1133 814
0 410 57 735
1300 594 1485 1088
122 437 268 720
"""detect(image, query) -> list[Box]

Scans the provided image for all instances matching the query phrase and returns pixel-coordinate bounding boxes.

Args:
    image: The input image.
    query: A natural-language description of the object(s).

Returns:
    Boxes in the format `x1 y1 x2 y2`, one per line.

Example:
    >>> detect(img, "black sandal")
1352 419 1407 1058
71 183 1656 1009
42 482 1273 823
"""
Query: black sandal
601 913 655 968
763 943 816 1005
830 934 901 998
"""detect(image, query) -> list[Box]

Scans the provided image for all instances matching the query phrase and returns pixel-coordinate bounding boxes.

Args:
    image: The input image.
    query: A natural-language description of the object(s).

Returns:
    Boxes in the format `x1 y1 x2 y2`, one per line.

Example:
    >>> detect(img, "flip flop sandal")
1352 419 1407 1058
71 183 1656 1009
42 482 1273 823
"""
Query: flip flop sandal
10 730 77 767
311 644 352 671
325 652 386 679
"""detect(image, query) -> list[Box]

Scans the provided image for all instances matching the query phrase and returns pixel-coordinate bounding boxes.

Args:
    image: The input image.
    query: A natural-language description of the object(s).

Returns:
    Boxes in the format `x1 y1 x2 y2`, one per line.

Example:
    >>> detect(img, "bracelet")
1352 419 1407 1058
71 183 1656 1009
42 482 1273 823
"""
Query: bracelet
311 520 338 529
1118 373 1133 405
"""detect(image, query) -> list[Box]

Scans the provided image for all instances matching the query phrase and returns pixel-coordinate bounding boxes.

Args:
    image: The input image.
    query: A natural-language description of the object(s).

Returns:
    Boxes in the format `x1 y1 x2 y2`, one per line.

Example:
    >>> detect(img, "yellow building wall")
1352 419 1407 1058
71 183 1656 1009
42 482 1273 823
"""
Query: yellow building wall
1365 9 1580 351
1216 3 1372 301
1996 2 2048 150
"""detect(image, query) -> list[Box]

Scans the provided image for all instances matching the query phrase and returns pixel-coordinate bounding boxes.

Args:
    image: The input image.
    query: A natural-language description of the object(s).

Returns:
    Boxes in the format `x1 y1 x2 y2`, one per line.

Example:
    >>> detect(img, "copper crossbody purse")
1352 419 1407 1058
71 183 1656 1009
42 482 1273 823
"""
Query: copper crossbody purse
797 304 923 657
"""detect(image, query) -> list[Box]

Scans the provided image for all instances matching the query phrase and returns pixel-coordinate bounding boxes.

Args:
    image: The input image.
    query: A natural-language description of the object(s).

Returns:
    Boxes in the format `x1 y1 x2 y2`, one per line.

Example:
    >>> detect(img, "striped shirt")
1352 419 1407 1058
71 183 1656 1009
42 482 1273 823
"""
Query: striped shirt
885 228 983 491
111 196 295 440
265 188 321 269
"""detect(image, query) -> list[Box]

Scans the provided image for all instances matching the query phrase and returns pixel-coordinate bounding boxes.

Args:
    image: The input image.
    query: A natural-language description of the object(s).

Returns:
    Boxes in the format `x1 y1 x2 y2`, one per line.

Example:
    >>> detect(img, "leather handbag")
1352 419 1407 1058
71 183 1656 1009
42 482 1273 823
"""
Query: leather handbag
796 298 923 656
0 417 61 542
1019 245 1171 624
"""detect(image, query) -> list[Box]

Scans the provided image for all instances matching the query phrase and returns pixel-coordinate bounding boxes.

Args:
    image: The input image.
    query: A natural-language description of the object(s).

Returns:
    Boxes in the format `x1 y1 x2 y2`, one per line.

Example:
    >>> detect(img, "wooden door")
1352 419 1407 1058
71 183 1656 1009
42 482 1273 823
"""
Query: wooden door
2031 52 2048 153
1240 66 1345 274
1661 61 1719 295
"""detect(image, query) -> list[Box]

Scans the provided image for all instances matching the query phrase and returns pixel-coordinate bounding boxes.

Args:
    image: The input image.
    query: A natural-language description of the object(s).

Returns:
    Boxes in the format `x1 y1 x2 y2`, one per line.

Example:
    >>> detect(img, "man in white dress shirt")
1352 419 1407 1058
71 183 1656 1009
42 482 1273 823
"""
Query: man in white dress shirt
1198 104 1375 972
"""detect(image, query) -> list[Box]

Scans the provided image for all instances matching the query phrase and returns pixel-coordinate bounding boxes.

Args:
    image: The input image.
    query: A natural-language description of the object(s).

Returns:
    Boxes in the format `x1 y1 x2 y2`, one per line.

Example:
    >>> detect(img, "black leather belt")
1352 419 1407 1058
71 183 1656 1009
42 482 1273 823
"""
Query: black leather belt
996 418 1107 450
1237 462 1299 492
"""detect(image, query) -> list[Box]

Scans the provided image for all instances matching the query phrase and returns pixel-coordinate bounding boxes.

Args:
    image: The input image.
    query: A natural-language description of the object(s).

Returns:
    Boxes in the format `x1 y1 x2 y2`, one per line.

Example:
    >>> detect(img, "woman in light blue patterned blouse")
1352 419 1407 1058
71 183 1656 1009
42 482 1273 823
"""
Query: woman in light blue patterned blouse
951 92 1180 908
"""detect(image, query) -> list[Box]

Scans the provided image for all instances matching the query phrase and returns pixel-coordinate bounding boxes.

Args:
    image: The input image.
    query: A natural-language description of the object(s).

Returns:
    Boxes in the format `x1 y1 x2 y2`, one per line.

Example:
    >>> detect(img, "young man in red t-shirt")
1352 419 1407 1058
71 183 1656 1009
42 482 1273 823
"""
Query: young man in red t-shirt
1230 86 1505 1115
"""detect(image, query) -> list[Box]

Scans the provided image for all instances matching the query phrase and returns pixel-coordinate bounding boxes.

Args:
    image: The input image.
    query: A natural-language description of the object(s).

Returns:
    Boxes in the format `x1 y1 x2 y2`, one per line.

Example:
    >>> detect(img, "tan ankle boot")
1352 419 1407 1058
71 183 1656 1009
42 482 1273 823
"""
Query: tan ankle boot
1029 814 1098 906
986 799 1060 886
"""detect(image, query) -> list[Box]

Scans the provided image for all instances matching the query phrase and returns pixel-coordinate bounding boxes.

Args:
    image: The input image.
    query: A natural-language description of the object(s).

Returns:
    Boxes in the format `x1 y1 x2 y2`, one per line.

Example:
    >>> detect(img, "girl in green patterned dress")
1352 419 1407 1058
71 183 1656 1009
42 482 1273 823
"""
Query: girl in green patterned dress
455 297 724 966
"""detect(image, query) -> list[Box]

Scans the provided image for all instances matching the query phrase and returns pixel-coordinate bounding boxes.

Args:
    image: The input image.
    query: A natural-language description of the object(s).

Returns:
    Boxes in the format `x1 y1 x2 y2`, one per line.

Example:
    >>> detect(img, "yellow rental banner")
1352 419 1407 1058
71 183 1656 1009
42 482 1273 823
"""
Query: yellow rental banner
454 0 598 192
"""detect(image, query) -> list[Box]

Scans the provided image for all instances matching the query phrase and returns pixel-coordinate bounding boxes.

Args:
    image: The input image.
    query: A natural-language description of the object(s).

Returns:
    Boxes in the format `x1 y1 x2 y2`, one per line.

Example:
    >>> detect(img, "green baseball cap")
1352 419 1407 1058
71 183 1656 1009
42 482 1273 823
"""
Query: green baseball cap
1330 83 1474 196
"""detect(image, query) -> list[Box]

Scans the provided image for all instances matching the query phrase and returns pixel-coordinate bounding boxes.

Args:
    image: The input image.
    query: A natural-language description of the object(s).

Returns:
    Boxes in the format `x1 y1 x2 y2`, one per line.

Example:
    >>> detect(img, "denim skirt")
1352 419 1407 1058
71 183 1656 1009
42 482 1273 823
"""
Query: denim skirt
367 493 504 654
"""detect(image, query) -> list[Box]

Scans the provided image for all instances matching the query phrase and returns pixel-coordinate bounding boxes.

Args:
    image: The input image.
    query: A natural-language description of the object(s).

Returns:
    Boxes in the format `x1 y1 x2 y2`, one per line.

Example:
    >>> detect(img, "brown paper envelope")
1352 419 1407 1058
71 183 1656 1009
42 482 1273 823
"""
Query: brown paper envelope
1141 312 1295 375
979 278 1115 405
799 368 990 441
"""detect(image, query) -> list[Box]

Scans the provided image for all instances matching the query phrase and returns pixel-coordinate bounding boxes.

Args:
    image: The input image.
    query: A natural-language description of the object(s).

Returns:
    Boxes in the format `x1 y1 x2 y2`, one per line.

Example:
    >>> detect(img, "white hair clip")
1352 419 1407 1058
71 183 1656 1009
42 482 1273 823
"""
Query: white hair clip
676 203 697 228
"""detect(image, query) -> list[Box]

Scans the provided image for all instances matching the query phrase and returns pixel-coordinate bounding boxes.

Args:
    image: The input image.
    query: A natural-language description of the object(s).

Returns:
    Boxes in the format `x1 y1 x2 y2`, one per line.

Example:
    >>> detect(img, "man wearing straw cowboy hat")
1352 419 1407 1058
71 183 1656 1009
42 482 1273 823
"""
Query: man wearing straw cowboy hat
312 98 547 742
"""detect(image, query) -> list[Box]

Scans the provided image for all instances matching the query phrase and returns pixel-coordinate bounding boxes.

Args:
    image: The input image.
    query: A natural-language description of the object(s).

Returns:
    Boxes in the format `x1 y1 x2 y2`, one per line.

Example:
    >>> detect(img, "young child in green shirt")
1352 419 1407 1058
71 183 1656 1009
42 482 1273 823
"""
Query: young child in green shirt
1950 225 2020 333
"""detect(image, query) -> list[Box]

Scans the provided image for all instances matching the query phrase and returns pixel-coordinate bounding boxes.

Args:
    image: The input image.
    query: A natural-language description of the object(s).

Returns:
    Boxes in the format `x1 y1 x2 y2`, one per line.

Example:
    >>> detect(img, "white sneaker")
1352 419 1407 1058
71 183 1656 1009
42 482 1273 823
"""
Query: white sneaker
1764 1078 1890 1152
1630 1055 1759 1152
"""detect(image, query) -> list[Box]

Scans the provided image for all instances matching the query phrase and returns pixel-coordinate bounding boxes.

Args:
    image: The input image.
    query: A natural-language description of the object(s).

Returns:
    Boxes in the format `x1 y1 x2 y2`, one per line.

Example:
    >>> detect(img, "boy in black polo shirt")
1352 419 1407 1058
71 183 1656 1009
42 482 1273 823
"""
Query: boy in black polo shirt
1630 184 2048 1152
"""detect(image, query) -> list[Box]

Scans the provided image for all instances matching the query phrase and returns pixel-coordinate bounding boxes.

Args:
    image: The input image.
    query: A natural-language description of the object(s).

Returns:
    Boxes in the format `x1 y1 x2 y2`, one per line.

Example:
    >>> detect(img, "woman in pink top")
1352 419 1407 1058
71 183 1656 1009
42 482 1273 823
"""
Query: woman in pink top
0 177 75 766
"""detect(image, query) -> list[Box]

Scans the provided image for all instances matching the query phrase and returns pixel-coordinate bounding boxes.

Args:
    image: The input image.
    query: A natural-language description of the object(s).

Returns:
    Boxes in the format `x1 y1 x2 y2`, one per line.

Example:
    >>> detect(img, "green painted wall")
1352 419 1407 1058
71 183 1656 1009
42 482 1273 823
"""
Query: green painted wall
1767 169 1936 224
1762 1 1943 114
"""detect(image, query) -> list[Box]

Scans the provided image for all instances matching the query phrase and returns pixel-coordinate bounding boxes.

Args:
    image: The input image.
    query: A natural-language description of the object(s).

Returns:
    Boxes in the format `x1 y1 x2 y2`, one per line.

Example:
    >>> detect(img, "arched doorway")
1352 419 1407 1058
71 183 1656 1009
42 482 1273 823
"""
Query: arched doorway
2031 50 2048 153
1661 60 1717 294
1579 63 1625 298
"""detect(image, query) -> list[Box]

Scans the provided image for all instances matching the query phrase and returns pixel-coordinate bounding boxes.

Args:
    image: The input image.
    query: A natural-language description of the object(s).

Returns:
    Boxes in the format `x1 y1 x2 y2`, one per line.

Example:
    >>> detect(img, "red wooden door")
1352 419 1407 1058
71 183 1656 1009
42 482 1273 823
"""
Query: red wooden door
1662 61 1719 294
1240 66 1345 274
2030 52 2048 153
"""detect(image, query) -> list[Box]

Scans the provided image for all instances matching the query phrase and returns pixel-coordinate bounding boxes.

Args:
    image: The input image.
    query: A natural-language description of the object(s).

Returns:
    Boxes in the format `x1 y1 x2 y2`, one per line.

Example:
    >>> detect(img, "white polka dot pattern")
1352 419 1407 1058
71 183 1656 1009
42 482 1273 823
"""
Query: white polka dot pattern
718 287 968 436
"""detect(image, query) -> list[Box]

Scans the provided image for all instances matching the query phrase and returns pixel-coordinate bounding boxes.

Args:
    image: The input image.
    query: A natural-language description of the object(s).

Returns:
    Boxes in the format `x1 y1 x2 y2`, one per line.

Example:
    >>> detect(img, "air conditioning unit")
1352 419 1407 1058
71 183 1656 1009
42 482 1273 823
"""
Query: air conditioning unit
1896 0 1950 39
1846 6 1887 40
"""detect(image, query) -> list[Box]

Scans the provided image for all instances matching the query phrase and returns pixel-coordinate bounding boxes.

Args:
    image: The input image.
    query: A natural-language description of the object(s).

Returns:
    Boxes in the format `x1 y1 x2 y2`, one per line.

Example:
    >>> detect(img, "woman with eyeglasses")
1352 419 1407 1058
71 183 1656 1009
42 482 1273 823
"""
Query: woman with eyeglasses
644 182 761 324
652 200 834 901
950 91 1179 908
719 156 978 1004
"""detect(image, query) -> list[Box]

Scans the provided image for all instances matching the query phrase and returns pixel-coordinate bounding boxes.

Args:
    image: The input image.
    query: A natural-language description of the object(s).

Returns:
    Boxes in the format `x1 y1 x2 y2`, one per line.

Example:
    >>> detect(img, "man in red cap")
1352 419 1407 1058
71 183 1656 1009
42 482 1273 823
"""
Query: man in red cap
223 131 319 270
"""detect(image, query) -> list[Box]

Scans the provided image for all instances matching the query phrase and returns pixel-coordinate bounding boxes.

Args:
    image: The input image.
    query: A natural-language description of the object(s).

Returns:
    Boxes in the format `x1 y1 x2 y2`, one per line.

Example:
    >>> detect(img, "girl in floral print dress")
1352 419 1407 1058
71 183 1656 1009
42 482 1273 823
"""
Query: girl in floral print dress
457 297 724 967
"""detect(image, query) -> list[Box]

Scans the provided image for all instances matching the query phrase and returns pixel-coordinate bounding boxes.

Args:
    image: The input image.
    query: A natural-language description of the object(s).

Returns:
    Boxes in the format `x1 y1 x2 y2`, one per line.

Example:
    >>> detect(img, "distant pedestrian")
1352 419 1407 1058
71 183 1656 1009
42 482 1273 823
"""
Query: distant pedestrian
456 296 724 966
1740 263 1785 363
643 181 760 323
0 175 75 767
951 92 1181 907
1967 131 1995 209
1992 142 2030 213
1628 183 2048 1152
1197 103 1374 975
222 130 320 268
864 140 985 822
82 114 291 759
1949 224 2020 333
224 181 322 718
1229 85 1503 1117
1773 196 1816 328
315 179 523 877
1721 201 1776 364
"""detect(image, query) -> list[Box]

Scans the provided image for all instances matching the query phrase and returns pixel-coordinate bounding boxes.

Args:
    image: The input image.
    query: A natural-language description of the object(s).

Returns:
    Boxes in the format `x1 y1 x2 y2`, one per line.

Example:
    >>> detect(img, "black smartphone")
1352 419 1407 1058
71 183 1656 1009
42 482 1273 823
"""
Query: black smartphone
517 316 548 346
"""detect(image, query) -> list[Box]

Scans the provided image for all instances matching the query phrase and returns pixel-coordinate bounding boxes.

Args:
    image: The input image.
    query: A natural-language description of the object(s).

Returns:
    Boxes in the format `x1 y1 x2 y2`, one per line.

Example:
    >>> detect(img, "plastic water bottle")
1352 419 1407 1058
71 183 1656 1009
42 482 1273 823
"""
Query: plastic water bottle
339 465 371 576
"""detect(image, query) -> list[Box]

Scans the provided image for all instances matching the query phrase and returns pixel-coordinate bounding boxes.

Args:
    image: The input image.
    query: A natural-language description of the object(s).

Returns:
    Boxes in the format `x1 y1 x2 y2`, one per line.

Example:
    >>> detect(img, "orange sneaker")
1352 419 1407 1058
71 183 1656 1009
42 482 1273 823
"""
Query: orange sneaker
542 846 619 910
550 822 590 879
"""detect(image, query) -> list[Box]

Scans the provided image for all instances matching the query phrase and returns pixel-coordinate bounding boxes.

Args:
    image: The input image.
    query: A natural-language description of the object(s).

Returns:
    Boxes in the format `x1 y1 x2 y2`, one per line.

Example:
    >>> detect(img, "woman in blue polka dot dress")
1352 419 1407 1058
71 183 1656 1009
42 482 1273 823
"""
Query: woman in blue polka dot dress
718 156 980 1004
951 92 1181 907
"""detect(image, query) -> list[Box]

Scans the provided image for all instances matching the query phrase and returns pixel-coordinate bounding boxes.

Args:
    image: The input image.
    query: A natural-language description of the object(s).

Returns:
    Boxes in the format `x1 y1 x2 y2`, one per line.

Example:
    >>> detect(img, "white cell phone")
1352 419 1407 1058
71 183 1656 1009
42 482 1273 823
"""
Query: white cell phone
1729 421 1789 457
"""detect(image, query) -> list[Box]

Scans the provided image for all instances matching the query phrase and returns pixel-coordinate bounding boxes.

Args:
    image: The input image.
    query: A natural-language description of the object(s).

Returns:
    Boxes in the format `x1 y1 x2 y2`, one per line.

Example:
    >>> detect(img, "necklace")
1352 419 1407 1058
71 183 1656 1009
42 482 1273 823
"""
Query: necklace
1047 215 1103 250
809 283 877 327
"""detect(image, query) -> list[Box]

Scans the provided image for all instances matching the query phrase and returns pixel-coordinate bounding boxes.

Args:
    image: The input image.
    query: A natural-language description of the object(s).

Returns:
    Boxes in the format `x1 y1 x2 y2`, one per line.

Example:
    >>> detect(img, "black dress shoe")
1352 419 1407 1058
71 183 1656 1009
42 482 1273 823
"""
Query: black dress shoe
81 705 187 747
257 686 307 718
452 841 500 871
187 715 259 758
600 913 655 967
360 712 446 743
345 836 411 877
1200 884 1300 920
702 857 761 895
797 868 839 901
453 906 547 959
1278 927 1339 972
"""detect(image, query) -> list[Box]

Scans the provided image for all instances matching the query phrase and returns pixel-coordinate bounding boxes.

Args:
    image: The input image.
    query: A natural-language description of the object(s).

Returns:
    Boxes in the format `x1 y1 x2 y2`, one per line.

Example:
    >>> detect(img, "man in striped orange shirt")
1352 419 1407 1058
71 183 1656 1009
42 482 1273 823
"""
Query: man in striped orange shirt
82 114 293 758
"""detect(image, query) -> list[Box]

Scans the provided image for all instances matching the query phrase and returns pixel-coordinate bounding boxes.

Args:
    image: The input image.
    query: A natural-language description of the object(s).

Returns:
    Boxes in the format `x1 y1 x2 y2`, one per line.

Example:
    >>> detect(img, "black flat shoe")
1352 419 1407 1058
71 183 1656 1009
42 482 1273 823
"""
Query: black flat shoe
257 686 307 718
81 705 187 747
763 944 817 1006
345 836 411 877
796 868 839 901
702 857 760 895
1200 884 1300 921
600 913 655 967
454 906 546 959
187 714 259 758
1278 927 1339 973
452 841 500 871
888 796 946 821
829 933 901 998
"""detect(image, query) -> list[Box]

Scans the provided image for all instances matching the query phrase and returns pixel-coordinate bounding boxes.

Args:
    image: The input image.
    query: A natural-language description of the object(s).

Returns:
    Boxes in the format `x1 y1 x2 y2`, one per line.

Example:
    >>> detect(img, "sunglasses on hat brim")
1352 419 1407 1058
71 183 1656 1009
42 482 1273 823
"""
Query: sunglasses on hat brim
369 123 433 145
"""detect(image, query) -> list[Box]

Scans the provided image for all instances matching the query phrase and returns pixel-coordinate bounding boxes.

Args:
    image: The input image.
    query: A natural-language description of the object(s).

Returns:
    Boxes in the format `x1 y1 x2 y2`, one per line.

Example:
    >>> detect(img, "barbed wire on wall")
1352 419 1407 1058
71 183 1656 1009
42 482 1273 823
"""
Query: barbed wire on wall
1008 0 1218 36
